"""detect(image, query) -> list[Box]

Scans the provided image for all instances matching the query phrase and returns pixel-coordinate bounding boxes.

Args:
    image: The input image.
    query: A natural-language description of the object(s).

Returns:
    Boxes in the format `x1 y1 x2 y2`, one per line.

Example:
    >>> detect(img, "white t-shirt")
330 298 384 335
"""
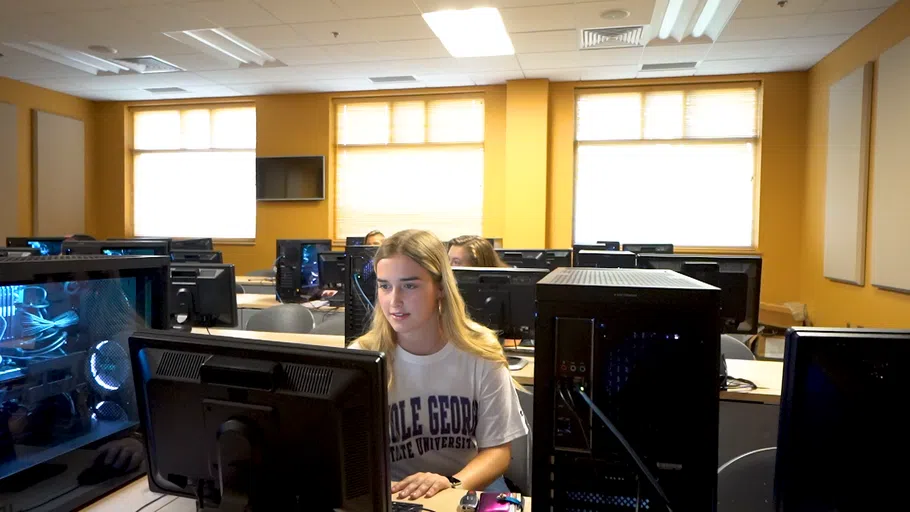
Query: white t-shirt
349 341 529 481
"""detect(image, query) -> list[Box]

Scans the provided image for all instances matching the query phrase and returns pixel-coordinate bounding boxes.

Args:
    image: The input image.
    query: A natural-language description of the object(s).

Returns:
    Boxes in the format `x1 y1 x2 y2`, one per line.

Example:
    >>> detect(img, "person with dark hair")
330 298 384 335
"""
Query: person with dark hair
64 234 95 241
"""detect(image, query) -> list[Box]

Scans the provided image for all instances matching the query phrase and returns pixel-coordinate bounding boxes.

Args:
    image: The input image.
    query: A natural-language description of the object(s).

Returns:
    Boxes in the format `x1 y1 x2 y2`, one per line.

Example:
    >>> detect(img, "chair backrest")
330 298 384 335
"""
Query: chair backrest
721 334 756 361
310 312 346 335
235 283 245 294
717 447 776 512
245 304 315 334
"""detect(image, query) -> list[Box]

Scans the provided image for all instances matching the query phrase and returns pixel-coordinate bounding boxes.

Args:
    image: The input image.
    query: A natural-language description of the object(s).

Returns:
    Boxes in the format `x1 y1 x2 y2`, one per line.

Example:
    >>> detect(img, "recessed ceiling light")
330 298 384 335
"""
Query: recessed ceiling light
88 45 117 55
601 9 630 20
422 7 514 58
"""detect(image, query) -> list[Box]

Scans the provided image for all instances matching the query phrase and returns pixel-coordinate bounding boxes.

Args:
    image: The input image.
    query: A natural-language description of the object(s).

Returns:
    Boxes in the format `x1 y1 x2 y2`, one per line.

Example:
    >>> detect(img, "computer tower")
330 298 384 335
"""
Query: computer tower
345 245 378 343
276 239 331 303
533 268 720 512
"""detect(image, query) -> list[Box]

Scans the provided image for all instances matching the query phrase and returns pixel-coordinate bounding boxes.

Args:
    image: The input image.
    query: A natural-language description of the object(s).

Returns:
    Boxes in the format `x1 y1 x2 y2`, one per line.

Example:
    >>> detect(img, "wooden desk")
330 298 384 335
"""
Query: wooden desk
721 359 784 405
235 293 280 310
236 275 275 286
81 476 532 511
192 327 345 349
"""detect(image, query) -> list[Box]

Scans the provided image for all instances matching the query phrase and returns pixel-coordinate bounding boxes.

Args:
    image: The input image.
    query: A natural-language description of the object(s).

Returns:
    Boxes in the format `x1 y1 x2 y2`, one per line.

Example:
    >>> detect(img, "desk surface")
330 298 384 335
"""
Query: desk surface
82 477 532 511
236 275 275 286
235 293 281 309
193 327 346 349
722 359 783 405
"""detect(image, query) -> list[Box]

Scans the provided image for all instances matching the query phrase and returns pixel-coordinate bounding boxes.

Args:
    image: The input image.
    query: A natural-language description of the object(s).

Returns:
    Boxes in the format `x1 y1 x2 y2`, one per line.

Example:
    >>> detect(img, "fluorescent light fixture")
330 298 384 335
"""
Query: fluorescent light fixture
164 28 276 67
692 0 721 37
659 0 684 39
2 41 130 75
422 7 514 58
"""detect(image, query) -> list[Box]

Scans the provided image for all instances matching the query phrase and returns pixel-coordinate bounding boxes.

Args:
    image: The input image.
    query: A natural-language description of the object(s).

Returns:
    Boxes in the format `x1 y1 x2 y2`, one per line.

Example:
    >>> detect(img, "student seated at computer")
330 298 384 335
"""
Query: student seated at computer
447 235 508 268
364 230 385 246
350 230 528 500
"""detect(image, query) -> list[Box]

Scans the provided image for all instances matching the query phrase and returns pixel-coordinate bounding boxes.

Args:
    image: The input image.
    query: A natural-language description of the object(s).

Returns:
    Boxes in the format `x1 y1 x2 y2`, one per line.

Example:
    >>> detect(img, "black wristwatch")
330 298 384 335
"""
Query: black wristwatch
447 475 463 489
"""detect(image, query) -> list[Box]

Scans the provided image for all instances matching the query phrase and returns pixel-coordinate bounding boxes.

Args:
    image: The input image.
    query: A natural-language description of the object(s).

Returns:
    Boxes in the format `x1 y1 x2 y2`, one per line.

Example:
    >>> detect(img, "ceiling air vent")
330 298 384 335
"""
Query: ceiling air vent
580 26 644 50
640 61 699 71
144 87 188 94
368 75 418 84
115 56 184 74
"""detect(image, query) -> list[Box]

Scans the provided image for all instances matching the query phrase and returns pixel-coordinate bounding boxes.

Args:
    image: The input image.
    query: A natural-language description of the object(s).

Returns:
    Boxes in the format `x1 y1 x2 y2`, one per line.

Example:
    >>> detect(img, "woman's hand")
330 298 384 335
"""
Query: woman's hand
391 472 451 500
95 438 144 472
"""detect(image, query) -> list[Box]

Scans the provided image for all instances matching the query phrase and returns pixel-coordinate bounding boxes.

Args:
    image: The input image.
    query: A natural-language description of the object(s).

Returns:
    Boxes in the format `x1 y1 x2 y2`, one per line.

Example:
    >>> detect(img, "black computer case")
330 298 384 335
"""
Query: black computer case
533 268 720 512
345 245 378 343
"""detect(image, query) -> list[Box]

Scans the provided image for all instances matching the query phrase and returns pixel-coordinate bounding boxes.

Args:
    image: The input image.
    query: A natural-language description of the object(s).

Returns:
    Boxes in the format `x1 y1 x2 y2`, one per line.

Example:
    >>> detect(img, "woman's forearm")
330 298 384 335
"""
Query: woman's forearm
454 443 512 491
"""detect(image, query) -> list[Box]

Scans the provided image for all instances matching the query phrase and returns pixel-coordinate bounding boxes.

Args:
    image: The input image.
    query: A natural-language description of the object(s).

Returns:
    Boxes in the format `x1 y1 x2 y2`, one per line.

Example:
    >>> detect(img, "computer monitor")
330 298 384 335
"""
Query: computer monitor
346 236 365 247
169 263 238 329
345 245 378 342
170 250 223 263
572 244 617 266
319 251 346 289
6 237 65 255
128 330 390 512
171 238 213 250
636 253 761 334
63 240 170 256
622 243 674 254
276 239 332 303
575 249 637 268
776 328 910 511
496 249 571 271
596 241 621 250
453 267 549 341
0 247 38 257
108 237 173 251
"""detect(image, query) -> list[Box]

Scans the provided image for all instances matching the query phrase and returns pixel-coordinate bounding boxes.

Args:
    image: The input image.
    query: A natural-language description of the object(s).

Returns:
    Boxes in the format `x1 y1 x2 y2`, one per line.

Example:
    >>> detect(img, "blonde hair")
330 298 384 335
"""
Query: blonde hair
355 230 510 387
448 235 509 268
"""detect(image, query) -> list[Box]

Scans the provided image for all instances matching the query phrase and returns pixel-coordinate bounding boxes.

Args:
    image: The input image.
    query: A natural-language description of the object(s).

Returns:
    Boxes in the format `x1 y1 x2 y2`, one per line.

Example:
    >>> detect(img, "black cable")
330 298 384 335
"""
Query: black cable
725 376 757 391
135 494 167 512
572 384 674 512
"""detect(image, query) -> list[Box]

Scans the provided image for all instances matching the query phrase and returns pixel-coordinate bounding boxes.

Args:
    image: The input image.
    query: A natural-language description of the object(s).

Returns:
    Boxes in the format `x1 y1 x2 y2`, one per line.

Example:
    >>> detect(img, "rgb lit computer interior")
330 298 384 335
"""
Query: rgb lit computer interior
276 239 332 303
6 237 65 256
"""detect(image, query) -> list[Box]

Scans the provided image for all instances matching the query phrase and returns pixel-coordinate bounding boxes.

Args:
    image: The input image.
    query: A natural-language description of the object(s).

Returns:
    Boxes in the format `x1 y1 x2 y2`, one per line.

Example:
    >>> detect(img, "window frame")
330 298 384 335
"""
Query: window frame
128 102 257 243
572 81 763 252
332 93 486 246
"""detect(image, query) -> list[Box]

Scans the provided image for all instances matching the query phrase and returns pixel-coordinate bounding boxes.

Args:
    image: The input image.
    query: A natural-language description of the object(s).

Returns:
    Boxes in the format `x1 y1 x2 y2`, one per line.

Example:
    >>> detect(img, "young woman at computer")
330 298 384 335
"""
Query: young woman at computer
351 230 527 501
447 235 508 268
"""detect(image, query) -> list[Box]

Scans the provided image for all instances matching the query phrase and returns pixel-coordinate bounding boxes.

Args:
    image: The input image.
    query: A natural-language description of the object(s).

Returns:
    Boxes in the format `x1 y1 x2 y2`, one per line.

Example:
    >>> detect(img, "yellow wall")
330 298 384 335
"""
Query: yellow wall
0 77 95 236
504 79 549 247
547 73 809 306
802 0 910 327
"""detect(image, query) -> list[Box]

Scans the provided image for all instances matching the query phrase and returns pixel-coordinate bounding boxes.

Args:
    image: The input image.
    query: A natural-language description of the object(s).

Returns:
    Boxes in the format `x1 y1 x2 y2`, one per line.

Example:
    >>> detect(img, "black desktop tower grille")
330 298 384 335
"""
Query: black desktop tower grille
533 268 720 512
345 246 378 342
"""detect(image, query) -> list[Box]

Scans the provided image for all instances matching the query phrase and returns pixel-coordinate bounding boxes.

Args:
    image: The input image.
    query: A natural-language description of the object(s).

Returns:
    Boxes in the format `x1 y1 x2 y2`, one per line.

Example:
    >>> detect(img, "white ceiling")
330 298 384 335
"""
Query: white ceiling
0 0 895 101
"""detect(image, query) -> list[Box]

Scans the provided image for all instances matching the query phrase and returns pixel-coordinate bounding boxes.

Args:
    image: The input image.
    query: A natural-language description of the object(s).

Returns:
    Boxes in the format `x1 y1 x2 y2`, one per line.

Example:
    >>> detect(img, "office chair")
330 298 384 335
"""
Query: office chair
235 284 245 294
717 447 776 512
721 334 756 361
245 304 315 334
310 312 346 335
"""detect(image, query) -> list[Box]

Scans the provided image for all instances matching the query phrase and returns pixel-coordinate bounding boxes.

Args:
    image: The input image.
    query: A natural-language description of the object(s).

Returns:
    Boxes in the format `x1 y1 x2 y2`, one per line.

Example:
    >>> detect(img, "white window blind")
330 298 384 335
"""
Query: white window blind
335 97 484 241
574 85 759 248
132 105 256 239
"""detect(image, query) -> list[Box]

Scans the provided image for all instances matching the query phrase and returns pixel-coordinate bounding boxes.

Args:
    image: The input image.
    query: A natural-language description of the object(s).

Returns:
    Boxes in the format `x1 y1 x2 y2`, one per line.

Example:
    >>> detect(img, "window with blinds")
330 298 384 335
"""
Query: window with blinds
131 105 256 239
335 97 485 242
574 84 760 248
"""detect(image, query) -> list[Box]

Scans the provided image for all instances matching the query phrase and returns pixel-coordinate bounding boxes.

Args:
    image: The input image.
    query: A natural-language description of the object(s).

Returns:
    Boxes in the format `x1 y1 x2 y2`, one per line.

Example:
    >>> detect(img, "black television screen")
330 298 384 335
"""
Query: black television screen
256 156 325 201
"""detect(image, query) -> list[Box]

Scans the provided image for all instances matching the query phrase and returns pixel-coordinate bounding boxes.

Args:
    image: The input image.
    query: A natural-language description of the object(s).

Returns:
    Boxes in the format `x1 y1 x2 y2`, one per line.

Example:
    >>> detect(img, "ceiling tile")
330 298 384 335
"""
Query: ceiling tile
501 5 575 33
573 0 656 29
776 34 849 56
183 0 282 28
414 74 475 87
121 4 212 32
228 81 309 95
332 0 421 19
197 65 311 84
641 43 712 64
523 67 582 81
468 70 525 85
580 64 639 80
361 16 437 42
636 69 696 78
518 48 643 70
718 14 809 41
799 8 886 37
511 30 578 54
450 55 521 73
815 0 896 13
696 58 765 75
733 0 824 19
311 78 374 91
704 39 785 60
412 0 497 12
377 39 452 60
254 0 349 23
291 20 374 45
78 71 220 91
268 45 343 65
155 53 240 72
755 52 826 72
228 25 312 49
0 55 92 80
